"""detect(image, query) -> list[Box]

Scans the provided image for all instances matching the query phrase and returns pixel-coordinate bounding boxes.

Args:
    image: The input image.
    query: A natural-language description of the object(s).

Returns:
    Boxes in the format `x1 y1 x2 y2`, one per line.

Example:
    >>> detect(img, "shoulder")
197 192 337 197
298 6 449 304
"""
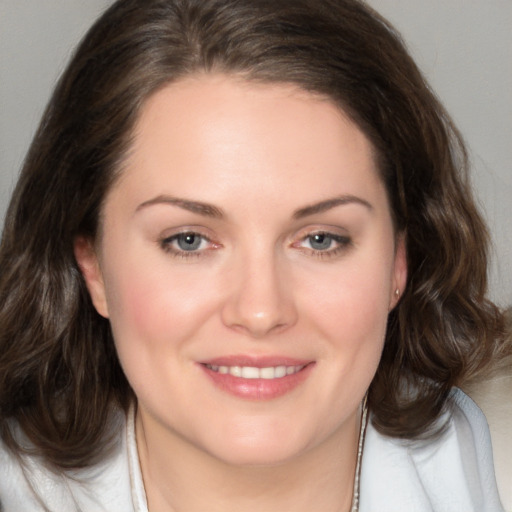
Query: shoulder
0 411 136 512
463 364 512 511
360 388 504 512
0 430 53 512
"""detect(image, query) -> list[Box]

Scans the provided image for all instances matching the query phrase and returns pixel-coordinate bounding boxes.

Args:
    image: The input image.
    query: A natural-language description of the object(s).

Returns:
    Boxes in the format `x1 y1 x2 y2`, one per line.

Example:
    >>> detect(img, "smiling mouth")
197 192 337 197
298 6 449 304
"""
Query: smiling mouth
203 364 307 380
200 360 314 400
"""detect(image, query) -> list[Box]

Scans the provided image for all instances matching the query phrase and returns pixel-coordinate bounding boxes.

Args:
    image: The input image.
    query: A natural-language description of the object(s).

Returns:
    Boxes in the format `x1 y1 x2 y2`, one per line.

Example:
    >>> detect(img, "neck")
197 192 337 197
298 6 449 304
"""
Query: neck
135 407 361 512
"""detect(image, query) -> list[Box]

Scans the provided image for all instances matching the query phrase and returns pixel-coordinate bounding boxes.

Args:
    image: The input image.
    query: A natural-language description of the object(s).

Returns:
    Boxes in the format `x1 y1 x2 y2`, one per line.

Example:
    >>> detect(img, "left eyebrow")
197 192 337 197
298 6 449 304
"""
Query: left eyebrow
135 195 224 218
292 195 373 219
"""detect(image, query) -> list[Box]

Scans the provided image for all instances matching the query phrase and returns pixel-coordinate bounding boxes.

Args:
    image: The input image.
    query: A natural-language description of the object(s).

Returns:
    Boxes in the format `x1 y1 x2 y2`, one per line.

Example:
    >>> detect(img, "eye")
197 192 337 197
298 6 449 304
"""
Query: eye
172 232 206 251
160 231 216 258
305 233 336 251
295 231 352 259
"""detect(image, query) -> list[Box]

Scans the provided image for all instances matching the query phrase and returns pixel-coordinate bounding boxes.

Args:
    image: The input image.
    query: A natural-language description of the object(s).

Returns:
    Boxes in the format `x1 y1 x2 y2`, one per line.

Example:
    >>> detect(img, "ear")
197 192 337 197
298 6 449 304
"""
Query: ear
390 233 407 310
74 236 109 318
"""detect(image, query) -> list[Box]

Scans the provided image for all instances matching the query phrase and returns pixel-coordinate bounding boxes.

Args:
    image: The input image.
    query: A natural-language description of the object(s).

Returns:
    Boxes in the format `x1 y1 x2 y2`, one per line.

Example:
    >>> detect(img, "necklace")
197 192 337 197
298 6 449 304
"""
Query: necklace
131 397 370 512
350 395 368 512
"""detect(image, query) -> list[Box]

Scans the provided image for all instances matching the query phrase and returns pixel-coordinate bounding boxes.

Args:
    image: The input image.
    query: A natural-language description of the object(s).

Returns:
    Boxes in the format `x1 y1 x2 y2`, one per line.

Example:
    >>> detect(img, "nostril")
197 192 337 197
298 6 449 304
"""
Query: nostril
220 262 298 336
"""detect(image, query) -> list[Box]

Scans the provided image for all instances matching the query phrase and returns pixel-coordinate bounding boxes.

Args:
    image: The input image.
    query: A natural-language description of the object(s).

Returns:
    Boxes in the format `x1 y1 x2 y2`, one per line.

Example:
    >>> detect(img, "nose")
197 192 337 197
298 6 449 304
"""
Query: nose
221 251 298 338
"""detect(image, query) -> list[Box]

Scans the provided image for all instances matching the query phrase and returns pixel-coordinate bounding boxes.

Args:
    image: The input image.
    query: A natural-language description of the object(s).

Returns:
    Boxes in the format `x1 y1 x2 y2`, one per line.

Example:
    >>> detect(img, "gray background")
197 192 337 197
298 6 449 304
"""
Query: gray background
1 0 511 307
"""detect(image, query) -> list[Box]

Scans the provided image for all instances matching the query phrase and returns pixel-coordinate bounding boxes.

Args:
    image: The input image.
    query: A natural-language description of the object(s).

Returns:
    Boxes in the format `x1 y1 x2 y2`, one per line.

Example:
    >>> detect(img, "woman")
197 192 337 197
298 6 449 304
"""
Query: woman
0 0 508 511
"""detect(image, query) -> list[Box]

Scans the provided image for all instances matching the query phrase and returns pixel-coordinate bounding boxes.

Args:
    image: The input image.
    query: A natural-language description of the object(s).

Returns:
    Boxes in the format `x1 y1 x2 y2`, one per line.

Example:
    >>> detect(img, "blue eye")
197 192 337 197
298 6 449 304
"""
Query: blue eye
174 233 203 251
307 233 335 251
161 232 211 256
297 231 352 258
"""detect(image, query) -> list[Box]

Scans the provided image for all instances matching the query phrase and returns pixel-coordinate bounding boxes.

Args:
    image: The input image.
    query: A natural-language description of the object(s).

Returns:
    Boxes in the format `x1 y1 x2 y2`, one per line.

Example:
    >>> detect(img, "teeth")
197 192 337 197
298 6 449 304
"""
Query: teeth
206 364 304 379
241 366 259 379
230 366 242 377
274 366 287 378
260 367 276 379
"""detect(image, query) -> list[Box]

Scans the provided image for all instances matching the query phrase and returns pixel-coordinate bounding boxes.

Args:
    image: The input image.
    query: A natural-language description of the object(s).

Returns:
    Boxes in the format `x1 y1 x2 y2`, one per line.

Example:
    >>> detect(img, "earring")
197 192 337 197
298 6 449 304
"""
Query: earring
395 288 400 298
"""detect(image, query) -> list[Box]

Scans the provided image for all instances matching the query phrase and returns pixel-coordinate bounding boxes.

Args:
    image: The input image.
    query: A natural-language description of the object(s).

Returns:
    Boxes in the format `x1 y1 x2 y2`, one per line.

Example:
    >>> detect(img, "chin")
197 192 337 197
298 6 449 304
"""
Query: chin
211 445 302 468
200 427 313 468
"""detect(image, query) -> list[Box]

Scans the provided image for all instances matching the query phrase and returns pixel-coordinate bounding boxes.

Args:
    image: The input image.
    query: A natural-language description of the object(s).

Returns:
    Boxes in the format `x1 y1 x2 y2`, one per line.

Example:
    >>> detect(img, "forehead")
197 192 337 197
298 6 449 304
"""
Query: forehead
108 74 385 214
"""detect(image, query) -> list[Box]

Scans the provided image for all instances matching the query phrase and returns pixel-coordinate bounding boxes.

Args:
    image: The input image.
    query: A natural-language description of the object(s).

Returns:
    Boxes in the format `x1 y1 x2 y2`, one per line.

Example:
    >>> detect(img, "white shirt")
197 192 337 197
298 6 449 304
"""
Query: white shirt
359 389 504 511
0 388 504 511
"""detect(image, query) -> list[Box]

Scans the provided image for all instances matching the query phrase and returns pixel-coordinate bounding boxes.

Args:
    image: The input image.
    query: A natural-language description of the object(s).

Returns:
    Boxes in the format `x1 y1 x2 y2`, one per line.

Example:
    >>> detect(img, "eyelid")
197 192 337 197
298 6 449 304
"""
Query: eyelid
159 228 221 258
292 225 350 243
291 227 353 259
299 232 351 249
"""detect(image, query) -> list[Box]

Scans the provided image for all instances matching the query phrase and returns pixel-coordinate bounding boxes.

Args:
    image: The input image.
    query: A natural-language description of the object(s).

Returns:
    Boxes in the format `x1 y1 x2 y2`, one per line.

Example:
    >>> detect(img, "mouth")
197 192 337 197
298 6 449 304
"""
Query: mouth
203 363 307 380
199 357 314 400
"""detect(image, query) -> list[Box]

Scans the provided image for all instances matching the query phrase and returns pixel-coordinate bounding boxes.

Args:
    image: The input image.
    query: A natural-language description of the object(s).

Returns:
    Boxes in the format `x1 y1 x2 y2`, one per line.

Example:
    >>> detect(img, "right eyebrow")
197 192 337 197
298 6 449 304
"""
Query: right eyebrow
135 195 224 219
292 195 373 219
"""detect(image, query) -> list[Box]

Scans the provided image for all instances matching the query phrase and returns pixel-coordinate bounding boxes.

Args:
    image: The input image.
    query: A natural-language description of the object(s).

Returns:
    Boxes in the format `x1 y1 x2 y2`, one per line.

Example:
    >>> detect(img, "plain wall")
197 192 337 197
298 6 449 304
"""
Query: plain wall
1 0 511 306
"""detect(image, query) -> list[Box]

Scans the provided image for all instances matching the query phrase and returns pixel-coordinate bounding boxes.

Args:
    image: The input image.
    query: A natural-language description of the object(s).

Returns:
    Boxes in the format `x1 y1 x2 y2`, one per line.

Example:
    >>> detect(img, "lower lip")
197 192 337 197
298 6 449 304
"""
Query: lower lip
199 363 315 400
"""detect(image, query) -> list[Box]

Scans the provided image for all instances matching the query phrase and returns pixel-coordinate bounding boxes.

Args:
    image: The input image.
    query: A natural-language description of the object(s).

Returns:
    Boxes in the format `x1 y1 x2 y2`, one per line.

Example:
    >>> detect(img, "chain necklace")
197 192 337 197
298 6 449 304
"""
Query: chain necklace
350 395 368 512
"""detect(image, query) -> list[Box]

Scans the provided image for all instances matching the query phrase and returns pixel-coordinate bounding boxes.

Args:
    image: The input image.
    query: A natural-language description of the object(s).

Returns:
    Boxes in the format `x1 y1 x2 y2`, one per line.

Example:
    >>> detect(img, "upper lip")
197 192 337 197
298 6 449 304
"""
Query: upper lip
198 355 313 368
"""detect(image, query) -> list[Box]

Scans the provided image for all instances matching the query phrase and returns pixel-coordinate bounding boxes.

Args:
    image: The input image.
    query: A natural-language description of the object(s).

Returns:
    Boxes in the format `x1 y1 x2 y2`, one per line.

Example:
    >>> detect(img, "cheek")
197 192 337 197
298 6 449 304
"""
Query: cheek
102 259 224 403
304 261 392 337
298 248 394 385
102 256 221 352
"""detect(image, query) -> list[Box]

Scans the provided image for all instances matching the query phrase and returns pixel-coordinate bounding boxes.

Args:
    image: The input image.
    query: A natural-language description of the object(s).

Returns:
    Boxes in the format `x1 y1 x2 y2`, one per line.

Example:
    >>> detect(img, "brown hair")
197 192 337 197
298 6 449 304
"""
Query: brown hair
0 0 508 469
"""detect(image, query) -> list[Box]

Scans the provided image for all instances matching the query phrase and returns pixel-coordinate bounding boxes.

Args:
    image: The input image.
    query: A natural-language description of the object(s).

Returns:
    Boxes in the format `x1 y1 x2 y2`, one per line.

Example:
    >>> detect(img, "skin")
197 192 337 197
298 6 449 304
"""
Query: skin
75 74 407 512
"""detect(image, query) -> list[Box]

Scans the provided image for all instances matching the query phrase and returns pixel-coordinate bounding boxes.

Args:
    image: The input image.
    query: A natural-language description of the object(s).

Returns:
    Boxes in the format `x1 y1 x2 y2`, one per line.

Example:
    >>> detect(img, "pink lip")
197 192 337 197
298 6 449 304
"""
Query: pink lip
200 355 311 368
197 355 315 401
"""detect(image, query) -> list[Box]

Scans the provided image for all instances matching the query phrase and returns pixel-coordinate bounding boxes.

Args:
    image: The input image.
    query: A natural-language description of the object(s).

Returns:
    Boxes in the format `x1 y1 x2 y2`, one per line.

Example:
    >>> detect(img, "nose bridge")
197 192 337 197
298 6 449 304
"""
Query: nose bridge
221 241 296 337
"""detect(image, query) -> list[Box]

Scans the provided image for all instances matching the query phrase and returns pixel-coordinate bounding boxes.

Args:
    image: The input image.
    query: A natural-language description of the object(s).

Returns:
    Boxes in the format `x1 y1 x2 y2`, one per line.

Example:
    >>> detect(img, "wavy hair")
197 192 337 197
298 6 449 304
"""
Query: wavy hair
0 0 508 469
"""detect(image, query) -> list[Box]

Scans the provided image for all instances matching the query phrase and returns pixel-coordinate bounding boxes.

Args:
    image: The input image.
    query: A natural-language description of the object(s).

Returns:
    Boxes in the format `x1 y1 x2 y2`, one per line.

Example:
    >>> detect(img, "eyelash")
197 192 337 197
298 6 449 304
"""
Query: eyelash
295 232 352 260
159 230 352 260
160 231 216 259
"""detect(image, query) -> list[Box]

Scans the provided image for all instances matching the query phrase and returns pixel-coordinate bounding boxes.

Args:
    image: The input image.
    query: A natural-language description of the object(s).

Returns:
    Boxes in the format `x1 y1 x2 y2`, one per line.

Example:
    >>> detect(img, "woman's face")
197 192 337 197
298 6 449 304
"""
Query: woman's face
76 75 406 466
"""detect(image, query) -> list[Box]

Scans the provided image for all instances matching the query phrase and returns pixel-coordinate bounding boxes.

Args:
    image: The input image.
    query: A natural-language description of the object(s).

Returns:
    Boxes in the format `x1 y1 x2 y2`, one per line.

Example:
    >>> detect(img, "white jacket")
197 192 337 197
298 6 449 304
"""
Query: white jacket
0 389 504 512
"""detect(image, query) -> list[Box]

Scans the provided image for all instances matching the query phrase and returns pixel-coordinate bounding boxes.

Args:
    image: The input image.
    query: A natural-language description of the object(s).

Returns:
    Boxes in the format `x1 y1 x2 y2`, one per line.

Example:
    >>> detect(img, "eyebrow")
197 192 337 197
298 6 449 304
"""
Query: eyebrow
136 195 224 218
136 194 372 220
292 195 373 219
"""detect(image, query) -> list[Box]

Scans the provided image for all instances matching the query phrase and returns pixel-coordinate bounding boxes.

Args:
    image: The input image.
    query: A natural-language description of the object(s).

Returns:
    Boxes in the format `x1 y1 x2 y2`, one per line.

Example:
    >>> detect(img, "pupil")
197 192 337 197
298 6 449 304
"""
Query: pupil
310 234 331 250
178 233 201 251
